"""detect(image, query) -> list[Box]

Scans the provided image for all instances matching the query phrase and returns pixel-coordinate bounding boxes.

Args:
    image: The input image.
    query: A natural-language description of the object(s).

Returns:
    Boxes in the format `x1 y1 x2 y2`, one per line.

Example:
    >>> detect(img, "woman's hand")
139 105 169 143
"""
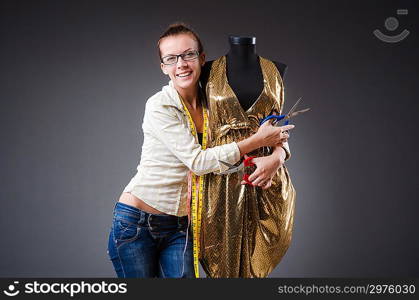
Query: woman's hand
241 148 286 189
256 121 294 147
236 122 294 156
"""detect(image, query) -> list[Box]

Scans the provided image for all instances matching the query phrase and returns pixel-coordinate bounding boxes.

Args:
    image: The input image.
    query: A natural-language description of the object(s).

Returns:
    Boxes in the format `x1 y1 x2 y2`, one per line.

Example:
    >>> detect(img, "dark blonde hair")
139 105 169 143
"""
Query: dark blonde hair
157 23 204 59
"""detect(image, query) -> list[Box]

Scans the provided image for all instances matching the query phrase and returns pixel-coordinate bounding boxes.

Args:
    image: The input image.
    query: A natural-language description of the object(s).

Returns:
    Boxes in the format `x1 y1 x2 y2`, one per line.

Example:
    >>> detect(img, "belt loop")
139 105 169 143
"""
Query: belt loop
138 209 145 225
178 216 184 229
147 213 152 229
178 216 186 230
113 202 118 215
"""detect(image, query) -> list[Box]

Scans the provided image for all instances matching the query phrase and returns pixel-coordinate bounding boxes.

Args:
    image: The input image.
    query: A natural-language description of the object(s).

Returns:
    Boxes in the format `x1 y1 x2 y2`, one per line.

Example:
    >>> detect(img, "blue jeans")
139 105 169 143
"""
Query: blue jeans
107 202 194 278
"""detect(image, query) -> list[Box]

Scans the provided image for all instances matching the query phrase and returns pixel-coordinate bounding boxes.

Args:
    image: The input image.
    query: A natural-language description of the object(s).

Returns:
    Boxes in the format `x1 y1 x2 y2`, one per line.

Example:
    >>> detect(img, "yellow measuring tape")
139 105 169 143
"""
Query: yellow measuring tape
179 94 208 278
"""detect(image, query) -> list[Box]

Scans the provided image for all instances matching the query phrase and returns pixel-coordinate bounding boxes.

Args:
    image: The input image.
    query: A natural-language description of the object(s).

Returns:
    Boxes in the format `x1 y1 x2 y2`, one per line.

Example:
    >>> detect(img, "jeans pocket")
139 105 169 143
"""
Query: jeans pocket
113 219 142 248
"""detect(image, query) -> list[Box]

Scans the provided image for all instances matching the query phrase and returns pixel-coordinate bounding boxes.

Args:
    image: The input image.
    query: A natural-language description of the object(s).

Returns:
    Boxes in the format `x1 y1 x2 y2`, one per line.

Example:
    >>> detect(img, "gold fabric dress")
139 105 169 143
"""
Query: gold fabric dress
200 56 296 278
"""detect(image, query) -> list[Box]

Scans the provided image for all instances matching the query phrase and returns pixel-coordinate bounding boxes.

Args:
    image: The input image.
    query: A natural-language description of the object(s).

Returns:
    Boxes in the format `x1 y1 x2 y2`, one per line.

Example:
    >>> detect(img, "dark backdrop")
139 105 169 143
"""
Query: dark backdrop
1 0 418 277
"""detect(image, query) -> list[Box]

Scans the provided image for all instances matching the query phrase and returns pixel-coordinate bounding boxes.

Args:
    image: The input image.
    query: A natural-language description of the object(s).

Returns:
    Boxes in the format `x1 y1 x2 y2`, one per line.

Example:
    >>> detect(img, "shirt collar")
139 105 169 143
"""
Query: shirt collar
161 80 183 111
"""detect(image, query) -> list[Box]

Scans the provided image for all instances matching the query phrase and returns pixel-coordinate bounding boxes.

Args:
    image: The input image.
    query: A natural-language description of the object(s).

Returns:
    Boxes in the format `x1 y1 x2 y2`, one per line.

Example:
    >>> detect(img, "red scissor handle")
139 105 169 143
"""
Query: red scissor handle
243 156 255 167
242 174 253 185
242 156 256 185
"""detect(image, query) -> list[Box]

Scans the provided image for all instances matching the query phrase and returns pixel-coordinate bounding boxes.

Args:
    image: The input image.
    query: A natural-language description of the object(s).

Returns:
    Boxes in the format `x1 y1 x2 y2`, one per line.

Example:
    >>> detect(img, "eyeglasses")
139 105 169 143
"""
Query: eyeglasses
161 50 200 65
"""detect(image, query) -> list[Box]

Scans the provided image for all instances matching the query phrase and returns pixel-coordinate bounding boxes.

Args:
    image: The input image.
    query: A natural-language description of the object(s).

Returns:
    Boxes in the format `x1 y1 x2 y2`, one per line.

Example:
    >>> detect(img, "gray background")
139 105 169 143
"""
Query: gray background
1 0 418 277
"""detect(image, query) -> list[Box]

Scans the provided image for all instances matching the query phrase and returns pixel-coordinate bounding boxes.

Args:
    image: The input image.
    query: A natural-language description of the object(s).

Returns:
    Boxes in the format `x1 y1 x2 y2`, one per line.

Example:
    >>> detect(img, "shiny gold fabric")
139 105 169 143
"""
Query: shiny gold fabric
200 56 296 278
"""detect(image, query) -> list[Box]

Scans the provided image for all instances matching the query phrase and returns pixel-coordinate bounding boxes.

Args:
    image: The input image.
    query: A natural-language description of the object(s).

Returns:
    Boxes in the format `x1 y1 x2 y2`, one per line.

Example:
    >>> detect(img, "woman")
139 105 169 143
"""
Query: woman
107 23 294 278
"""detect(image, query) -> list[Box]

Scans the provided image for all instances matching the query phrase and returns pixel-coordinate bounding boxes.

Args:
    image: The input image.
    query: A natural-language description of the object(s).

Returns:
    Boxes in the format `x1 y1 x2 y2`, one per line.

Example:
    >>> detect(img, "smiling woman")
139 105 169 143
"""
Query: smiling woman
106 23 293 278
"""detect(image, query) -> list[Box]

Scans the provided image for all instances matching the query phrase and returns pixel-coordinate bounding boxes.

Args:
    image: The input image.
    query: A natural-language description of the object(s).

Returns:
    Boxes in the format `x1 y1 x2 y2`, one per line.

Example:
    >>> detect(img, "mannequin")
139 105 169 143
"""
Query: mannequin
201 36 287 111
199 36 295 278
200 35 290 158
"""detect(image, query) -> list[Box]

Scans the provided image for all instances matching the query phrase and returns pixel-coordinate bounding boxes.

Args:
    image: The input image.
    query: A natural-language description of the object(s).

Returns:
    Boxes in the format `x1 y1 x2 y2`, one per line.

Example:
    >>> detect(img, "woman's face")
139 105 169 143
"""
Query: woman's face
159 33 205 94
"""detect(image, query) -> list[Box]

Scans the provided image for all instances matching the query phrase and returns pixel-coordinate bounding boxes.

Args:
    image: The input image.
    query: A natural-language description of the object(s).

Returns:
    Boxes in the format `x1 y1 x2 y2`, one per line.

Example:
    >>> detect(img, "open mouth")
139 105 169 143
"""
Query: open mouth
176 71 192 78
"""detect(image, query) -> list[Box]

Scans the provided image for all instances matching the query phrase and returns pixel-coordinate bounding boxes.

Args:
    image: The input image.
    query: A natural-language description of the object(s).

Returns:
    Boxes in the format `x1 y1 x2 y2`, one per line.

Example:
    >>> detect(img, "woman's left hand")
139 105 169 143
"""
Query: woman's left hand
241 151 284 189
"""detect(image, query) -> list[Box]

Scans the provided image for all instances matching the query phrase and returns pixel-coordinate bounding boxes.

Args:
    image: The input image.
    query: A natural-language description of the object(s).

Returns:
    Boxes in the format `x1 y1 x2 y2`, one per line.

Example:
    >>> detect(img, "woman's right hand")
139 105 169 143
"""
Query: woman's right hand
255 121 295 147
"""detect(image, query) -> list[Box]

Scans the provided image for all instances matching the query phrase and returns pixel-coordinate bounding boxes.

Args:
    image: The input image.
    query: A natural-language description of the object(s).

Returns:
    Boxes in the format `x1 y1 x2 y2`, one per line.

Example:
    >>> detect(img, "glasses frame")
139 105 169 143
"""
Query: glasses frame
161 50 200 66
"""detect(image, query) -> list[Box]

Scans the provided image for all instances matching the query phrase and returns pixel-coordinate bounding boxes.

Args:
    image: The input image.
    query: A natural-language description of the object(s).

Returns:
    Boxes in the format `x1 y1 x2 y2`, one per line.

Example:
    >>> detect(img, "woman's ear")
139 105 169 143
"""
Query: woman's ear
200 52 206 66
160 63 168 75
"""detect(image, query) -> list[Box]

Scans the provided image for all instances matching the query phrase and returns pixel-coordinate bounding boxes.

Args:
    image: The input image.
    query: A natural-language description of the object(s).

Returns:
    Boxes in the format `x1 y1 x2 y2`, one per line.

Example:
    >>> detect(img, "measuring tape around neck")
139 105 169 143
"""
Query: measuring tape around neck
179 94 208 278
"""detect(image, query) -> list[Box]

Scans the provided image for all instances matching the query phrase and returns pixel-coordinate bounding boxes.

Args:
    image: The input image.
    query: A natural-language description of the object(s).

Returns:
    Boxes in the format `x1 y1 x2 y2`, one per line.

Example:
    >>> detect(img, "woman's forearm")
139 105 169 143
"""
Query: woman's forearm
237 135 261 156
272 145 287 161
236 123 294 156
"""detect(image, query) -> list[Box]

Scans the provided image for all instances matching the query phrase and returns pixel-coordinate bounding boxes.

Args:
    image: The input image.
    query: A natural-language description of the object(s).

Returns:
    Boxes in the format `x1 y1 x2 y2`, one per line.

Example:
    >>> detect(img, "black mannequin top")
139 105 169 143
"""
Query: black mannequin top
200 36 287 112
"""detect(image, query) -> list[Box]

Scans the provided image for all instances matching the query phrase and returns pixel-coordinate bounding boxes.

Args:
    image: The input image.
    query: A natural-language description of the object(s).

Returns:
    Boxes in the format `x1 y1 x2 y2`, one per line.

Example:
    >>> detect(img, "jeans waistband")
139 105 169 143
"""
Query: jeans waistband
113 202 188 228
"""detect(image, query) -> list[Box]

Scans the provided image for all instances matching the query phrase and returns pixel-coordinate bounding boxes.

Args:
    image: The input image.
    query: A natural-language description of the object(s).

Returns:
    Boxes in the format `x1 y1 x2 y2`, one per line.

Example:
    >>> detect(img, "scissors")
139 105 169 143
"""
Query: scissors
218 156 256 185
259 97 311 126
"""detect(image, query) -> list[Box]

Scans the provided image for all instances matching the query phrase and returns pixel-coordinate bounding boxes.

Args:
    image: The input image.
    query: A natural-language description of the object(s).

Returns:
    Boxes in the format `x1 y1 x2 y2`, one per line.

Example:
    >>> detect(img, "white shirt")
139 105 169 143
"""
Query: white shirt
123 81 241 216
